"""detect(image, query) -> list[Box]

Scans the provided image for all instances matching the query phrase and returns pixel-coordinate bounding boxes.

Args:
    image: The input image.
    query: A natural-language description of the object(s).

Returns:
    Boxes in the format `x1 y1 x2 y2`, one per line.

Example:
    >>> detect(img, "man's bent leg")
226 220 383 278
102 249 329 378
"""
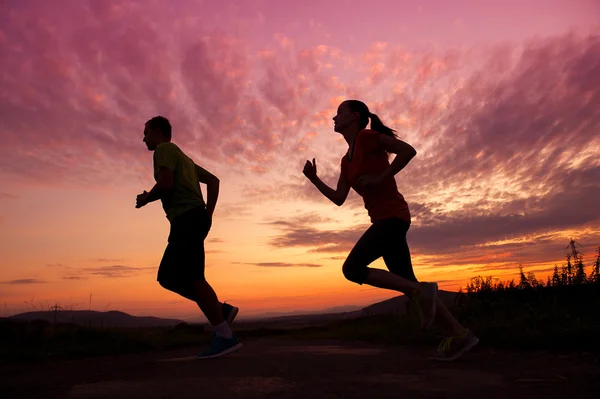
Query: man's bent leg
193 280 242 359
192 280 224 326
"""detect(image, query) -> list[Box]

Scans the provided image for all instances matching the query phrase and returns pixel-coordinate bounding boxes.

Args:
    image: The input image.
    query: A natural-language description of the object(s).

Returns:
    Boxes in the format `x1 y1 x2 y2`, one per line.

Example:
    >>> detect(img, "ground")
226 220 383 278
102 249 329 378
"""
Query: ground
1 337 598 398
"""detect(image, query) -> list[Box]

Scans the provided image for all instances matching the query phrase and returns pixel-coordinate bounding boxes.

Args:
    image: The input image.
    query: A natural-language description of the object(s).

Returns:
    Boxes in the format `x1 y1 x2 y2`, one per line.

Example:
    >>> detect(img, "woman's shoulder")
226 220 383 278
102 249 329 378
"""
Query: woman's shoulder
359 129 380 138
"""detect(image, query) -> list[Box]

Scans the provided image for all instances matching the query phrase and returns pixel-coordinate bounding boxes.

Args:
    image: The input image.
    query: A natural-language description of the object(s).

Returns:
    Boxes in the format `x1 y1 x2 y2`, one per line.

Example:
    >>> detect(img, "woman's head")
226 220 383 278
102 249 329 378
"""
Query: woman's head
333 100 396 137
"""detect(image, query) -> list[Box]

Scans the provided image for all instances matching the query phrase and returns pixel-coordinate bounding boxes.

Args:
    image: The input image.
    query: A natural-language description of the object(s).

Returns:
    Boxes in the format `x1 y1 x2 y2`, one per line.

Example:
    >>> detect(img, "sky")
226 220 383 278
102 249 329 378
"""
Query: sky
1 0 599 321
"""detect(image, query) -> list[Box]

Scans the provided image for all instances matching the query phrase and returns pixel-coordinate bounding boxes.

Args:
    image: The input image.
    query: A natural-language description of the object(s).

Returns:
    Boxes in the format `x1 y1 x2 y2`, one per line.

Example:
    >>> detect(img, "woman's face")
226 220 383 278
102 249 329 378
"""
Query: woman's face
333 102 358 133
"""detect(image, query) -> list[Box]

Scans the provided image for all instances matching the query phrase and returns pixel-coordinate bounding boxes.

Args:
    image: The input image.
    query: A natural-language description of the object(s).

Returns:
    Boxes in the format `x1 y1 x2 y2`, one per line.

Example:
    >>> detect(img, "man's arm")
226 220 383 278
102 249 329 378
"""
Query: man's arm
195 163 219 217
145 167 174 202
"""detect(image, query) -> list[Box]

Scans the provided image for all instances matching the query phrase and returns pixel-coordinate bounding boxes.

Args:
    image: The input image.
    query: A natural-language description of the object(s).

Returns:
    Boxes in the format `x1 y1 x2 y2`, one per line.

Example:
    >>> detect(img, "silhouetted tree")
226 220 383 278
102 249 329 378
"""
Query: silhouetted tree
591 246 600 283
466 276 494 293
518 265 531 289
574 254 587 285
527 271 541 288
563 254 574 285
551 265 562 287
496 280 506 292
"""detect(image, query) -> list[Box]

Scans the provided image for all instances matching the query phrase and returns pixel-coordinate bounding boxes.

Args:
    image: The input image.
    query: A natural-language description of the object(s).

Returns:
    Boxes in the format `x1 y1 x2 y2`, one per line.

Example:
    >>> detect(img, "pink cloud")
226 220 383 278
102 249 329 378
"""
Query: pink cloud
0 1 342 186
1 1 597 272
254 29 600 268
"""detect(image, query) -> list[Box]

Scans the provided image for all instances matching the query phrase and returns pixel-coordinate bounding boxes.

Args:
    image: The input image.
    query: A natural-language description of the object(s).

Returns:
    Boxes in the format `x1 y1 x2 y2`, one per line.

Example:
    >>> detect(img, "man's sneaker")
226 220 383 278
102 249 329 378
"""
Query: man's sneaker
197 333 243 359
222 302 239 325
414 282 438 330
432 329 479 362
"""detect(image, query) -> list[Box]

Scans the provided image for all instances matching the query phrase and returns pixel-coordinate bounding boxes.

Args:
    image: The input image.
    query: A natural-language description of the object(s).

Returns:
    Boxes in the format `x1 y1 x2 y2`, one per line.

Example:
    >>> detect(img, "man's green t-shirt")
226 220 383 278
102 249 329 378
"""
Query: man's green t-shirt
153 142 205 221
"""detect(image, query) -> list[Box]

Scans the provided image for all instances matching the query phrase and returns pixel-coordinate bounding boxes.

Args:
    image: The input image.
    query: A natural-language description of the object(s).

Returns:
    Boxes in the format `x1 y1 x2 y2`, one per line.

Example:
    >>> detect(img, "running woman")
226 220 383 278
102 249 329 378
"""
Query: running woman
136 116 242 359
303 100 478 361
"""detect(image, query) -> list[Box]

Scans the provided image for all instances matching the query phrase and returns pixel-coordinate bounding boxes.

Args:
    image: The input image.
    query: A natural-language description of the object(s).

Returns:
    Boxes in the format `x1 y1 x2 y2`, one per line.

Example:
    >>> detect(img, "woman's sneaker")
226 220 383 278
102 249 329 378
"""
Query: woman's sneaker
432 329 479 361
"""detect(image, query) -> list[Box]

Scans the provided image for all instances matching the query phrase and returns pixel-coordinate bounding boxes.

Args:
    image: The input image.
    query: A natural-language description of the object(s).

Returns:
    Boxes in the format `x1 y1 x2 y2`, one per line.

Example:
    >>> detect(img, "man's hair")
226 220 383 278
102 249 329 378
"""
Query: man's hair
146 116 172 140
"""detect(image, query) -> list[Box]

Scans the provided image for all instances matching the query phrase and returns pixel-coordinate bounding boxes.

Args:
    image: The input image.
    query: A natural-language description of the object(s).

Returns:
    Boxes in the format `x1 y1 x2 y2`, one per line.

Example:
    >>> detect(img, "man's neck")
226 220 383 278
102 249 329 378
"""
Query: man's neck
154 139 170 149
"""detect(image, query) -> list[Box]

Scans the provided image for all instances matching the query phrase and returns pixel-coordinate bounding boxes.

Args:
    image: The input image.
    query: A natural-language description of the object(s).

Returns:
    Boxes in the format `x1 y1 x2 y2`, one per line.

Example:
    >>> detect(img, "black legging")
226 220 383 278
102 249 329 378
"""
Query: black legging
342 217 418 284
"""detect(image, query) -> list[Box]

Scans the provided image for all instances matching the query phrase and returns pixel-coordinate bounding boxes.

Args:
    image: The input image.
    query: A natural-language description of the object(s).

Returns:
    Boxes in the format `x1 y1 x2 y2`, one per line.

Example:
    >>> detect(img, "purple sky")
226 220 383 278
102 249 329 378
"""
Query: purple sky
0 0 598 318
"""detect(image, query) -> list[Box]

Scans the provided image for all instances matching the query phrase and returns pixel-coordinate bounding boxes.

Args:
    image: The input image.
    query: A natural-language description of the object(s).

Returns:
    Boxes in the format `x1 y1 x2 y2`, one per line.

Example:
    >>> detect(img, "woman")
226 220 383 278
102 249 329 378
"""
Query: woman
303 100 478 361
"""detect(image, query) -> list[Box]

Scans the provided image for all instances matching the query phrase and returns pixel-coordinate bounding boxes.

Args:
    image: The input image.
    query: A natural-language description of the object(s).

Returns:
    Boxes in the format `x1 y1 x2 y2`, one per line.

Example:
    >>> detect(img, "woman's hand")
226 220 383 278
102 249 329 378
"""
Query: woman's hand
303 158 318 181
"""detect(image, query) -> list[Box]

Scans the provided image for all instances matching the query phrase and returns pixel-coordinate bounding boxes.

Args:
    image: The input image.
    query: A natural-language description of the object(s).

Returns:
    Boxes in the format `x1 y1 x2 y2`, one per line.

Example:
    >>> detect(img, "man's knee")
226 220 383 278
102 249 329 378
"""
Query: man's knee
158 278 195 300
342 262 368 285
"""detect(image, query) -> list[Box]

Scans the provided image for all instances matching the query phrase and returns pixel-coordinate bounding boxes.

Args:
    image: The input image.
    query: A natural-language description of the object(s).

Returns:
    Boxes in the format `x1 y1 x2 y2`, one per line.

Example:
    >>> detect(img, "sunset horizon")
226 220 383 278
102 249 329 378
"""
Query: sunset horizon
1 0 599 322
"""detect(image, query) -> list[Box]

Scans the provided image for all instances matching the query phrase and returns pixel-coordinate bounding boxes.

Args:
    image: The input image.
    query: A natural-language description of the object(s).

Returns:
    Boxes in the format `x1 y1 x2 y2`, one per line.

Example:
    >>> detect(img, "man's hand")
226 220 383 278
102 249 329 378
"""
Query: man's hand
357 174 384 190
303 158 318 181
136 190 150 208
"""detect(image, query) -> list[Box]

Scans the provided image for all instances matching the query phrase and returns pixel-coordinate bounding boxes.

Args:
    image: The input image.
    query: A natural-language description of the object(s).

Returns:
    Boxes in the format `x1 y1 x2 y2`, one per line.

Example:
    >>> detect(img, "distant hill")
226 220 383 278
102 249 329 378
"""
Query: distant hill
8 310 184 328
356 290 458 317
248 305 362 320
6 291 460 329
235 290 460 329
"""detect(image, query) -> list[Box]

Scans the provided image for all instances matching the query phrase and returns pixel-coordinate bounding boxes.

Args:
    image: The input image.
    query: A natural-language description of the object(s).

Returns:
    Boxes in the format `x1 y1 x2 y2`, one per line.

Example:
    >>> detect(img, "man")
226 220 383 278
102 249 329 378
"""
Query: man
136 116 242 359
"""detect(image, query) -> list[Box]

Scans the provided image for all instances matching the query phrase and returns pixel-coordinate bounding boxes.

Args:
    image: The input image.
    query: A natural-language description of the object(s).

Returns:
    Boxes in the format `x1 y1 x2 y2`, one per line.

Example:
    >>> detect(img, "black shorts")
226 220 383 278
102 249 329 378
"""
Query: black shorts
157 206 210 287
343 217 418 284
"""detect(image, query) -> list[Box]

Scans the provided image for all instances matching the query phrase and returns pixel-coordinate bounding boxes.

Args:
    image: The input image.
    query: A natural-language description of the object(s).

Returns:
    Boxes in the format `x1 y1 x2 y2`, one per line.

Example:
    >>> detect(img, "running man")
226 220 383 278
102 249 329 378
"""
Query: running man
136 116 242 359
303 100 479 361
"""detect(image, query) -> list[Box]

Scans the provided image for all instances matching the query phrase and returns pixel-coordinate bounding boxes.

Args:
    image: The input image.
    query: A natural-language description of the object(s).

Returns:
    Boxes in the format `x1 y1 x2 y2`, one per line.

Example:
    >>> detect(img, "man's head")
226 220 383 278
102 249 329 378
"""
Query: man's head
143 116 172 151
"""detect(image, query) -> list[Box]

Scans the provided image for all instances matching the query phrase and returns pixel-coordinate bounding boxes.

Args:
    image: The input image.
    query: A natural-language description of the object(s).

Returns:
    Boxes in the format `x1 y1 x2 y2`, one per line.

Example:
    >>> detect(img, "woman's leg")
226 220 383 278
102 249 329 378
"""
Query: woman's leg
343 220 425 297
382 219 467 335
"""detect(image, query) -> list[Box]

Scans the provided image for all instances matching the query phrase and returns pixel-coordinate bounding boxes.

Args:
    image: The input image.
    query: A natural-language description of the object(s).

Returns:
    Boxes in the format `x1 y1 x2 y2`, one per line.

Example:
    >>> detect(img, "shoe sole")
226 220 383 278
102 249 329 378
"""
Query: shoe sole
421 282 438 330
430 337 479 362
197 342 243 360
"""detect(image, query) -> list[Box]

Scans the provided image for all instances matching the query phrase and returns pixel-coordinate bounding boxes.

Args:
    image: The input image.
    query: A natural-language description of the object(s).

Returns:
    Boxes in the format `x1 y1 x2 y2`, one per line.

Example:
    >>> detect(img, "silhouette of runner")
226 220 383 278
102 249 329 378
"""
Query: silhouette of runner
136 116 242 359
303 100 478 361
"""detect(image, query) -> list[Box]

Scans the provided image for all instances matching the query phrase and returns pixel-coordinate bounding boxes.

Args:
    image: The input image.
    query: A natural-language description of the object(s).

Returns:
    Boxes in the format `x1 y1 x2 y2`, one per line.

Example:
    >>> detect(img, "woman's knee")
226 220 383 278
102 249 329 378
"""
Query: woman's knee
342 261 368 284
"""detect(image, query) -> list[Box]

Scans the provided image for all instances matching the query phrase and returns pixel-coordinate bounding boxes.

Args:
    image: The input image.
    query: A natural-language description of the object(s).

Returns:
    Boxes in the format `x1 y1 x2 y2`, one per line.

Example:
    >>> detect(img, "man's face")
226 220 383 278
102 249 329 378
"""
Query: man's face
142 124 160 151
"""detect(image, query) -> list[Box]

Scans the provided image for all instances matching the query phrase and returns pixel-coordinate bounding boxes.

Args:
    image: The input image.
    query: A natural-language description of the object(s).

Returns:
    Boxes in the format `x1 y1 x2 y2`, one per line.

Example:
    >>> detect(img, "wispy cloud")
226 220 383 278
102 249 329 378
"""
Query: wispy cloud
0 192 18 199
267 221 365 254
46 263 69 268
45 262 153 279
96 258 124 263
82 265 154 278
0 279 46 285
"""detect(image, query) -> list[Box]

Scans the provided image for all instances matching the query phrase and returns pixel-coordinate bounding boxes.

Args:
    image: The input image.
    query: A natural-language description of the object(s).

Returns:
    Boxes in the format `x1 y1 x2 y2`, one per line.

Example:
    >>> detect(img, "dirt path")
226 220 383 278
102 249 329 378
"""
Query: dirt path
1 338 598 398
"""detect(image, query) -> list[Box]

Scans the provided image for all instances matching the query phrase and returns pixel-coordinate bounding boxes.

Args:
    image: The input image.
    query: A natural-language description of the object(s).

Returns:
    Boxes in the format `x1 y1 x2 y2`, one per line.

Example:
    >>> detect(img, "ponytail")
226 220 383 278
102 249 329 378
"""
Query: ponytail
342 100 397 137
368 113 397 138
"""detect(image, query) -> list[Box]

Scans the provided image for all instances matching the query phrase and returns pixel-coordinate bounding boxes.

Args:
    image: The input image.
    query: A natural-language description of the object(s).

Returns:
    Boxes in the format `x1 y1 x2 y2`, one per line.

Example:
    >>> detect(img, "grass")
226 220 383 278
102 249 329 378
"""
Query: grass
281 285 600 355
451 283 600 352
2 281 599 365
